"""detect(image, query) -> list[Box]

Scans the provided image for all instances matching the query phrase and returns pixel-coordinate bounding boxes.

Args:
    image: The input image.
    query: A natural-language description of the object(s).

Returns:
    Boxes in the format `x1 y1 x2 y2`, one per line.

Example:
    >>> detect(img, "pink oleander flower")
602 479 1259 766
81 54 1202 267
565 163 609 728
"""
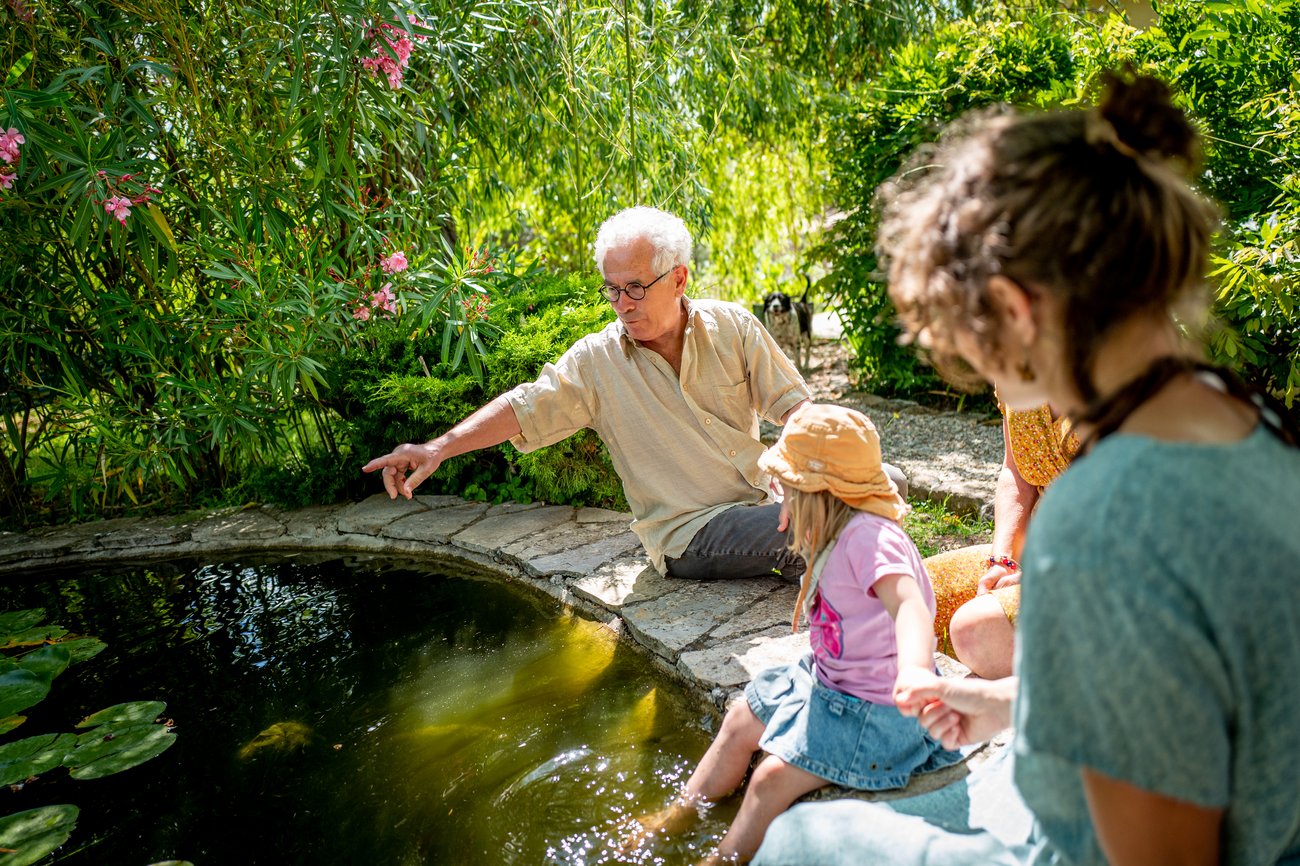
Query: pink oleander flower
0 127 23 165
352 304 372 322
380 250 408 274
362 16 423 90
0 171 15 191
104 195 132 225
372 282 397 315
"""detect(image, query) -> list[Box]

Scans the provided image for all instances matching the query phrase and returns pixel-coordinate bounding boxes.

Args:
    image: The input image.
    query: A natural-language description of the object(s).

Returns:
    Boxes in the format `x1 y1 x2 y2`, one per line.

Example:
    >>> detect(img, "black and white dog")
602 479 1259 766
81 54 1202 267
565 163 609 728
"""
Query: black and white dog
762 281 813 371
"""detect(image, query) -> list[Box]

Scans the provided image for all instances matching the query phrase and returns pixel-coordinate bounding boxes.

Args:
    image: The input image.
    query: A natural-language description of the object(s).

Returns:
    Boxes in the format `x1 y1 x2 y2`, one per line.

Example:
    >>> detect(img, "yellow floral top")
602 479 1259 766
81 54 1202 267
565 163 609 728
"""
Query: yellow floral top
1006 404 1080 491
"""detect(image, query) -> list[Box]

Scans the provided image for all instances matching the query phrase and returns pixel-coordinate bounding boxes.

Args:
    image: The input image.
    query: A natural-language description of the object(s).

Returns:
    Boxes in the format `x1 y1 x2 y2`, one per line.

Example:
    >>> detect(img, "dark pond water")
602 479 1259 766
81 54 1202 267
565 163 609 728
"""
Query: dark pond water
0 555 738 865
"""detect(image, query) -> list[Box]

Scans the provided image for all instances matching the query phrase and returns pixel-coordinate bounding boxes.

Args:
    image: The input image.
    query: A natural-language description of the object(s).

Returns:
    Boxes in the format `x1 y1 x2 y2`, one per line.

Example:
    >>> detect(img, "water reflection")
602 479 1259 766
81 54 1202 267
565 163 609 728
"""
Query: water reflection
0 556 734 864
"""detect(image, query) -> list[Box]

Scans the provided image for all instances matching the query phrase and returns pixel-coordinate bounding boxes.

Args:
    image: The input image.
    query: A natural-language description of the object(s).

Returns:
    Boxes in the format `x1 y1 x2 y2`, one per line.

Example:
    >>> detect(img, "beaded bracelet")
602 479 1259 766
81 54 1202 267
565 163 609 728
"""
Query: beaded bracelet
986 554 1019 572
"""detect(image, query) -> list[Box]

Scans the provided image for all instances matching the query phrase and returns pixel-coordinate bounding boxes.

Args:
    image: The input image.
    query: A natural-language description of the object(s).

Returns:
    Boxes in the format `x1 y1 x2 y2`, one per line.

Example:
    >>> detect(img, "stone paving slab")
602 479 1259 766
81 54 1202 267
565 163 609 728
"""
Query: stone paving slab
336 494 430 535
525 531 644 578
189 508 287 545
710 586 802 642
569 556 673 609
678 628 809 690
280 504 346 539
452 504 572 555
382 502 490 544
576 507 631 525
622 578 782 662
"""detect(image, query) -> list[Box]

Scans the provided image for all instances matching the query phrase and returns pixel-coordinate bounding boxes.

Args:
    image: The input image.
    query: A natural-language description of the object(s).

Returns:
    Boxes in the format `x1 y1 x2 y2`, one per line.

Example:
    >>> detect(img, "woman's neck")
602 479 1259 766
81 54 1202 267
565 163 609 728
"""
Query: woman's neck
1077 316 1256 444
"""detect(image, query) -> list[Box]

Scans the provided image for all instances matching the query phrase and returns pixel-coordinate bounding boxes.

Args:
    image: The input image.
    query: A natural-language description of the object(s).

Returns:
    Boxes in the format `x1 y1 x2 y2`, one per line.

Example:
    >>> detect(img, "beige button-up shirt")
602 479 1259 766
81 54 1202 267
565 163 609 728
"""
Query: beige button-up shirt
504 298 810 572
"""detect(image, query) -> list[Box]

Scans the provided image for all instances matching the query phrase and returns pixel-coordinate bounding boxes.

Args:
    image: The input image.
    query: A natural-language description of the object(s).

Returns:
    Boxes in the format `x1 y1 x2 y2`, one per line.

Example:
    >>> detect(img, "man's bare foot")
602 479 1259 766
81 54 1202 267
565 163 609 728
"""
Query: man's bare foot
617 797 703 854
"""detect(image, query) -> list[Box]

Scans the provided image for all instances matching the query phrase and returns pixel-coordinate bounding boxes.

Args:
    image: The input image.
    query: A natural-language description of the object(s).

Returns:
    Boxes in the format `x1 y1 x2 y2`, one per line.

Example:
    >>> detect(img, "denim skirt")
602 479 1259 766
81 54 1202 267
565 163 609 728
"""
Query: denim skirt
745 653 964 791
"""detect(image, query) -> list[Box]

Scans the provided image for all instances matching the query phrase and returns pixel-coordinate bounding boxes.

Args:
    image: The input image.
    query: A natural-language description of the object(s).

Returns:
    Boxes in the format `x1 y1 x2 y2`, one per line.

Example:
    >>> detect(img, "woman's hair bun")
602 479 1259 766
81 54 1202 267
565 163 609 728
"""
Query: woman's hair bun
1095 68 1199 169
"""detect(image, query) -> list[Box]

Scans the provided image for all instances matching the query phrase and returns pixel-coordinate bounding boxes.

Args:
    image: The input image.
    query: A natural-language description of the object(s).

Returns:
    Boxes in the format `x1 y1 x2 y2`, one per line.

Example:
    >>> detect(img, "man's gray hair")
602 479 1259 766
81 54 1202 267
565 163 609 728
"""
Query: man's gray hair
593 206 693 276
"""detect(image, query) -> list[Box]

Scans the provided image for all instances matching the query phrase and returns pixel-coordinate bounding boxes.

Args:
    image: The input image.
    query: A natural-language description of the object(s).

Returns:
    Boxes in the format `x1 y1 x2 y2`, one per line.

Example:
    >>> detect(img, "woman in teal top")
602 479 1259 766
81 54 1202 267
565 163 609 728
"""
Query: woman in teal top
754 72 1300 865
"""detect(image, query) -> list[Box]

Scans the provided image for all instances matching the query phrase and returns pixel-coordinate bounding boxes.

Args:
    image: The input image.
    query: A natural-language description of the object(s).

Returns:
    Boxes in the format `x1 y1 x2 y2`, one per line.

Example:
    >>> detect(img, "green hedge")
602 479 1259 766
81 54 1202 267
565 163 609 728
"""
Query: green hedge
241 271 629 510
821 0 1300 412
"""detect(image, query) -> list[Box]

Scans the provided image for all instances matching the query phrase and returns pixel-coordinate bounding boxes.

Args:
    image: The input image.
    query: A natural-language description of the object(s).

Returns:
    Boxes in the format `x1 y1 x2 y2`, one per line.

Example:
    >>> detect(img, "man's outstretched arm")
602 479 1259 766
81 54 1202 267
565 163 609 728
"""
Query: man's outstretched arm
361 396 523 500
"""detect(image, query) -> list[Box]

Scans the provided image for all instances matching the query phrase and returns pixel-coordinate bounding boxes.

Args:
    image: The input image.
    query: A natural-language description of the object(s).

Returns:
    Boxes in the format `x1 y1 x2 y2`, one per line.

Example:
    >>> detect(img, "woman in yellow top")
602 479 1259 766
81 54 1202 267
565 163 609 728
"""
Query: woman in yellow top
925 403 1077 678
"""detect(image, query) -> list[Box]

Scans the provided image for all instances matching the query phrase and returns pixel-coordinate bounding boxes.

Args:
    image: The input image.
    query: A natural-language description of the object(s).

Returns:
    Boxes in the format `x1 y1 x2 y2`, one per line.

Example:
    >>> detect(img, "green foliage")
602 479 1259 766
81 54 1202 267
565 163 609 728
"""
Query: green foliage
818 7 1076 397
0 805 80 866
0 610 176 863
902 497 993 559
821 0 1300 413
330 270 629 509
3 0 971 526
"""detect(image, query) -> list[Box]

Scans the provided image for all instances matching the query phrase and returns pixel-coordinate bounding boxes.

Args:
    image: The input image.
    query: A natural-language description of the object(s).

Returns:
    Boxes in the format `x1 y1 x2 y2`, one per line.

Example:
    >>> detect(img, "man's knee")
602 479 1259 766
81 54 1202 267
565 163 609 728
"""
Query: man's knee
882 461 908 499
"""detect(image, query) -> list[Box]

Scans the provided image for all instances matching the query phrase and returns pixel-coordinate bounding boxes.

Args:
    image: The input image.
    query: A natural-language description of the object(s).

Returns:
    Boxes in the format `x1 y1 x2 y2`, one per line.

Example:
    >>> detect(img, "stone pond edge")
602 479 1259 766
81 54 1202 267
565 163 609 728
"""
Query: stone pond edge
0 493 1001 800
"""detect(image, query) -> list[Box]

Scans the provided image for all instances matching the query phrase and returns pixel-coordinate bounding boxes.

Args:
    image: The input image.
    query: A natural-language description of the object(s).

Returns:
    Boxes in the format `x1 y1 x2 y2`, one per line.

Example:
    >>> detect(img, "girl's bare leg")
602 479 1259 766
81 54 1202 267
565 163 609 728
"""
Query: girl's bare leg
684 700 767 800
621 701 767 850
710 754 826 863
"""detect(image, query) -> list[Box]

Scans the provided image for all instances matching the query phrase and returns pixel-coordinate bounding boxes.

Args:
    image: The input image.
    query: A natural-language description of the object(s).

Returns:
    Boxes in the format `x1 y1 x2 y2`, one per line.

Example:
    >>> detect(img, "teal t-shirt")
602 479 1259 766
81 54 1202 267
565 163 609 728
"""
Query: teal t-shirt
1014 424 1300 865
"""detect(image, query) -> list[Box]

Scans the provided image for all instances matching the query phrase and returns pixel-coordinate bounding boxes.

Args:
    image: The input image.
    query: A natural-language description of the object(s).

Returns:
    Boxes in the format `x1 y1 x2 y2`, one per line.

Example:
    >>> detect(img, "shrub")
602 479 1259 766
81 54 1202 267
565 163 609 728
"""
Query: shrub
326 271 629 510
821 0 1300 415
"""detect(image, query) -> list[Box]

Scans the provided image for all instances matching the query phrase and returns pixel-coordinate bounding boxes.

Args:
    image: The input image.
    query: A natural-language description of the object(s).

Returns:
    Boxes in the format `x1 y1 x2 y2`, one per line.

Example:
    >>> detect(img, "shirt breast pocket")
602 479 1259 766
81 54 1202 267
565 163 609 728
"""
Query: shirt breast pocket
704 378 753 425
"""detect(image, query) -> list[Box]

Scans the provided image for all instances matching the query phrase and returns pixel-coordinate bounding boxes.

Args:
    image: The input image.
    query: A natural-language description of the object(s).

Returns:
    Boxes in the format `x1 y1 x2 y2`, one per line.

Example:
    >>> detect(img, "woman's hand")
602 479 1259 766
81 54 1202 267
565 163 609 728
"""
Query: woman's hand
976 564 1021 595
895 673 1018 750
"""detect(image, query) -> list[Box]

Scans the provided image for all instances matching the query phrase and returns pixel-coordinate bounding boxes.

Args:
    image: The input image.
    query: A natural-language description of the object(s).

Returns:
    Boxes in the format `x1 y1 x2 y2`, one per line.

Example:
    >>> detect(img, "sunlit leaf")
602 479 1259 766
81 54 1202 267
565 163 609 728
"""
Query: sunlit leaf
16 645 70 682
76 701 166 729
63 722 177 780
0 734 76 786
0 611 45 635
0 805 79 866
0 671 51 719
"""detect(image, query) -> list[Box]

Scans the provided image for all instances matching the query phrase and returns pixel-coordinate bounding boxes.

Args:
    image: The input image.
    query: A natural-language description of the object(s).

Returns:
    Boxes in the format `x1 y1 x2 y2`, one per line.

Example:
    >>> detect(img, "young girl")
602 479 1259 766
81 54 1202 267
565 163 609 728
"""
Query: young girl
626 402 961 864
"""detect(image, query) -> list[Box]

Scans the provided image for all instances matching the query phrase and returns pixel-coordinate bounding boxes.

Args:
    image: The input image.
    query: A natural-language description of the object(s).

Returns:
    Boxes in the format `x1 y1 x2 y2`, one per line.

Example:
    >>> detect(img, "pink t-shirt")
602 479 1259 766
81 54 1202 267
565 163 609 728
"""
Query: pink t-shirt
807 511 935 705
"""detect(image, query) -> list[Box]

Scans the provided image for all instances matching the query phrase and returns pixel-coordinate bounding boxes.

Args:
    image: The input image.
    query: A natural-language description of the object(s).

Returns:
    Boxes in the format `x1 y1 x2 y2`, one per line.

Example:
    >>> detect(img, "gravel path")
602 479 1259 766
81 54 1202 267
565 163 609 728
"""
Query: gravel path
762 315 1004 516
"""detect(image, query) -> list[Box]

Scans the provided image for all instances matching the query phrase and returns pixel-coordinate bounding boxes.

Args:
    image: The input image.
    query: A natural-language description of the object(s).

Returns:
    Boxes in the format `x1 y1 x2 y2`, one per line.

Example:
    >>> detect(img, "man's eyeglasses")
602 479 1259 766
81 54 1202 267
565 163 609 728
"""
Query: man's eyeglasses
600 268 672 303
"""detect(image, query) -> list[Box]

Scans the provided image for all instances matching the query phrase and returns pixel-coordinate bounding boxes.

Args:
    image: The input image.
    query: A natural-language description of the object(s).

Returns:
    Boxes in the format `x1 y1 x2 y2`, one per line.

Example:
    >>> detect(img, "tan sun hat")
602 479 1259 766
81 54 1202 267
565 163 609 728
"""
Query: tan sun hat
758 403 909 522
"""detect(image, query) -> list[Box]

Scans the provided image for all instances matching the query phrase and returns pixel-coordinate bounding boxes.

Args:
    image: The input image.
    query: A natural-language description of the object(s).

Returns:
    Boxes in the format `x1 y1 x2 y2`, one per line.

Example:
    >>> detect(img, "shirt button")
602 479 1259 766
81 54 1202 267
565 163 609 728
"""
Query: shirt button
729 450 737 457
705 418 712 425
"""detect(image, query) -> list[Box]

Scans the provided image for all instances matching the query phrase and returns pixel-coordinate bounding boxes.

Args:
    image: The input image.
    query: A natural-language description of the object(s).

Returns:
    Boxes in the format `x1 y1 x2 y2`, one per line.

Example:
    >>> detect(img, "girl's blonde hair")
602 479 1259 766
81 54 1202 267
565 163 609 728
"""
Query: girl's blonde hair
786 487 858 632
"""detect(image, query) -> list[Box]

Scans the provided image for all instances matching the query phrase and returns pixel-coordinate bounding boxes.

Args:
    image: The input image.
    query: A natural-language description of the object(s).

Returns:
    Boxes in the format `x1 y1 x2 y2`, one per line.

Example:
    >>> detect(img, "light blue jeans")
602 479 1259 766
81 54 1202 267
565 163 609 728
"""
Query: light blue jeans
752 746 1040 866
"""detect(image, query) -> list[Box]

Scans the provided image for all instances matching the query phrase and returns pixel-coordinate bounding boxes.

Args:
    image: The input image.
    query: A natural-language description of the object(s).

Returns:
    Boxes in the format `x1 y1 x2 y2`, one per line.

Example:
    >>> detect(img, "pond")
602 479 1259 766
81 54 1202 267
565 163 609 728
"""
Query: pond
0 555 738 864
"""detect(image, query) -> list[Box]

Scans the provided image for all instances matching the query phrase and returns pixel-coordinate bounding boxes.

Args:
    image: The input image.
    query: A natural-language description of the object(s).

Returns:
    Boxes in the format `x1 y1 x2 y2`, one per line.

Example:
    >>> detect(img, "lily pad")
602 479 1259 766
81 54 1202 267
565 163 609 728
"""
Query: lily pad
0 610 45 635
0 734 75 787
16 645 70 682
0 716 25 736
76 701 166 729
0 670 51 719
63 723 176 780
53 637 107 665
0 804 79 866
0 626 68 649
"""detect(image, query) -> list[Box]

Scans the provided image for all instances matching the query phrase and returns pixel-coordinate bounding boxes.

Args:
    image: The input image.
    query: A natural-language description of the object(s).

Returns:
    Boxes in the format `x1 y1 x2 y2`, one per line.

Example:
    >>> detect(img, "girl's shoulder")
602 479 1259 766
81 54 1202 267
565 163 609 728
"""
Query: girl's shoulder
835 512 921 562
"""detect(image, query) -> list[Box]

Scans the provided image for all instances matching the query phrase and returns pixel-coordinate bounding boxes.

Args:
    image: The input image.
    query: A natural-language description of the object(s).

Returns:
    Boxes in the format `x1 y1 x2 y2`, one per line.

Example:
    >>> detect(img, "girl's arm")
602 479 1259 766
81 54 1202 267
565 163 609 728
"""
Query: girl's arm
875 572 935 673
1082 768 1223 866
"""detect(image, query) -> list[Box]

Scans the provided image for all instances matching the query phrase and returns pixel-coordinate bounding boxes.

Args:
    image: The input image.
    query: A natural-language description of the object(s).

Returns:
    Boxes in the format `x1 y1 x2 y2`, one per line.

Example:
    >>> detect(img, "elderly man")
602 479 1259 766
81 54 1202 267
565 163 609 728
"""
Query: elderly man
364 206 903 581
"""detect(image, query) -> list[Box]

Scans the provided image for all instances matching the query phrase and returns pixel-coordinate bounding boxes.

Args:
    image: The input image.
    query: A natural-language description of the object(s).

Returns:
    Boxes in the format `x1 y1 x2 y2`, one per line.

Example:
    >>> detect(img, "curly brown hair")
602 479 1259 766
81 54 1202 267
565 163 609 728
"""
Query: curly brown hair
877 70 1220 406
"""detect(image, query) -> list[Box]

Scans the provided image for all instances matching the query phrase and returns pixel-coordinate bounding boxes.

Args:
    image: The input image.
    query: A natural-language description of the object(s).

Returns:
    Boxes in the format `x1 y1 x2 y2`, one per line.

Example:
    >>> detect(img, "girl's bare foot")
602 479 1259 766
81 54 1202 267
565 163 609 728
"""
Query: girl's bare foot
617 796 704 854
